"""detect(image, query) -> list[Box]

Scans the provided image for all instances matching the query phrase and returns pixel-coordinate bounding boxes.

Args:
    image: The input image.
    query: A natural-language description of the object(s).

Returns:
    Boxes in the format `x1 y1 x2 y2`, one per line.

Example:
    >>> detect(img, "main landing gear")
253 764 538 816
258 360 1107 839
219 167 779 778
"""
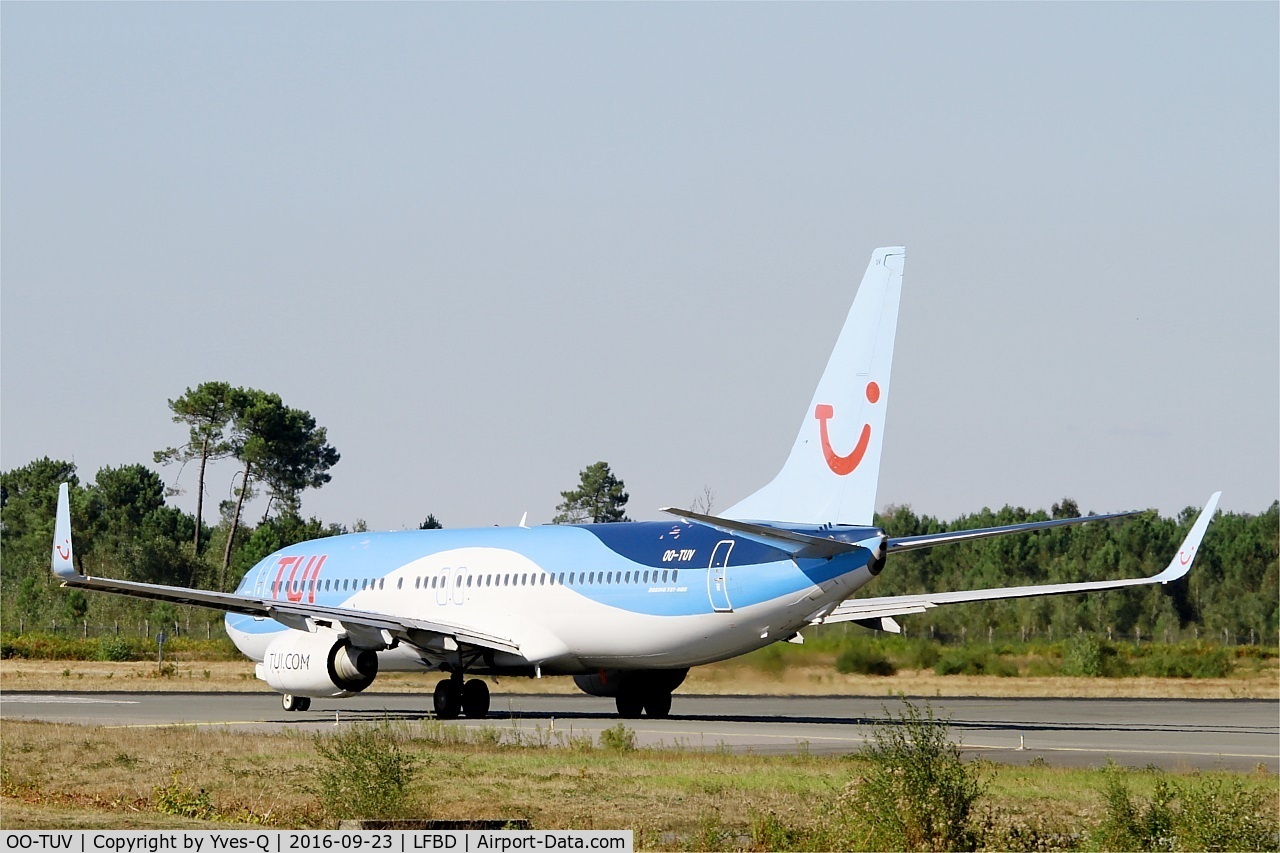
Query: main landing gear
282 694 311 712
433 671 490 719
614 682 673 719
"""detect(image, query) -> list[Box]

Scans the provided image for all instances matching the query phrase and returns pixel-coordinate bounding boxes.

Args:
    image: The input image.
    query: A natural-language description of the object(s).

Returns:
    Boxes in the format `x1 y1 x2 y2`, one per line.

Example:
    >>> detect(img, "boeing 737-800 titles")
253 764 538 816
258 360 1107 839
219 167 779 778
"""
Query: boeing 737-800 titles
51 247 1220 719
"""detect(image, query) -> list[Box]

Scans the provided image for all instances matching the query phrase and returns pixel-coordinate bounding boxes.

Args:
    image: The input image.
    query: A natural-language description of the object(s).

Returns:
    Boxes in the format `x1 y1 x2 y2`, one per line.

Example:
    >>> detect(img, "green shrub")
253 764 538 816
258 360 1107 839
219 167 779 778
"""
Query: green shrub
153 775 218 821
313 724 420 821
1093 765 1279 852
934 647 1017 677
747 643 790 677
96 636 135 662
599 723 637 751
0 632 97 660
1174 775 1278 851
1133 644 1234 679
835 641 897 676
831 699 985 851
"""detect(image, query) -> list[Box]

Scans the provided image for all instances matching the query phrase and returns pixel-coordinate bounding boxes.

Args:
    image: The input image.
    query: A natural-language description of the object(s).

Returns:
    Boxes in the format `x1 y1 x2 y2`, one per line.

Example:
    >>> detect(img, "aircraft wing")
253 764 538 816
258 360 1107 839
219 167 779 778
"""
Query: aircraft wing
50 484 520 656
811 492 1220 632
885 509 1145 552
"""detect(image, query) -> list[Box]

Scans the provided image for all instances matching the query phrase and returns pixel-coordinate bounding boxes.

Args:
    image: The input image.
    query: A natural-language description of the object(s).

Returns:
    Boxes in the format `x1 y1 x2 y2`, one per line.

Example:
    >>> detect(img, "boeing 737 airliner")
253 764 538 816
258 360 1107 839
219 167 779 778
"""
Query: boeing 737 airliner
51 247 1221 719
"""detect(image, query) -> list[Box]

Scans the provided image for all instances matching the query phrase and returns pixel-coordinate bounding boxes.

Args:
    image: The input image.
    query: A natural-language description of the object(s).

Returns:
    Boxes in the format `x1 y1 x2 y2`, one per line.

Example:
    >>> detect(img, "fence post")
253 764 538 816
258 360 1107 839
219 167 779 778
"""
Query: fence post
83 619 88 638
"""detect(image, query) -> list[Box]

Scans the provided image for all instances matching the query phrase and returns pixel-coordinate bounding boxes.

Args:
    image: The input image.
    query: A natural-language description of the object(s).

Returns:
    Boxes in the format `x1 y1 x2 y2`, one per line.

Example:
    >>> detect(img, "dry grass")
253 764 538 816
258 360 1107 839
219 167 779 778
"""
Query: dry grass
3 657 1276 699
2 718 1275 842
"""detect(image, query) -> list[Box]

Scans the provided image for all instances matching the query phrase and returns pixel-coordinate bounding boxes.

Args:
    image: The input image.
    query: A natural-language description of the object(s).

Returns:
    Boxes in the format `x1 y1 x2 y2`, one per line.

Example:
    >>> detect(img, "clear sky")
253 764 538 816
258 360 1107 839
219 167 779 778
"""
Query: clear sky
3 3 1276 532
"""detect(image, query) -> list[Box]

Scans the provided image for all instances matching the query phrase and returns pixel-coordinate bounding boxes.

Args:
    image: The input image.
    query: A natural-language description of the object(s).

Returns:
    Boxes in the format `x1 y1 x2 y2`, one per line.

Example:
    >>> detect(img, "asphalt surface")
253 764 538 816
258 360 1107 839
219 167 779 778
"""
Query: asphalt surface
3 691 1276 772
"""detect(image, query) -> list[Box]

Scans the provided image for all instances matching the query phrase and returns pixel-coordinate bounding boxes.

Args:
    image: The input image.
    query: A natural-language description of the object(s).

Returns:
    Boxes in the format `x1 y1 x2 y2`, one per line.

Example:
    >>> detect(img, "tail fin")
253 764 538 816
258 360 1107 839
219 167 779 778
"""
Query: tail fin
724 246 905 525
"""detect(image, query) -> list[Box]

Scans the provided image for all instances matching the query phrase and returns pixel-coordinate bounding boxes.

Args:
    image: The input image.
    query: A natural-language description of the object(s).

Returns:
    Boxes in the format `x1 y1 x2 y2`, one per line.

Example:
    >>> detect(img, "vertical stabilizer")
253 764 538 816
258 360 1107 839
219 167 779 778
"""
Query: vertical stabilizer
52 482 79 579
724 246 904 525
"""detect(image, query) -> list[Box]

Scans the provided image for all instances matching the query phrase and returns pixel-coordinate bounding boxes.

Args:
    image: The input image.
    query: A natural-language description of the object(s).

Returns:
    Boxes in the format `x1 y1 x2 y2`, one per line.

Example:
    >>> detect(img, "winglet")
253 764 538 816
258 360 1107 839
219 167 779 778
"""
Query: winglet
52 482 80 580
1152 491 1221 583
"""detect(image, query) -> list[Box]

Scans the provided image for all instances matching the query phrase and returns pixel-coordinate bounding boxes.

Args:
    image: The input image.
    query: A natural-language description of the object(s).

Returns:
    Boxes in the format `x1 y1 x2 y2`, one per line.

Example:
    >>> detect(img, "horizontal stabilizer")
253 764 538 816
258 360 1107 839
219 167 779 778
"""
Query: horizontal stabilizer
660 507 877 559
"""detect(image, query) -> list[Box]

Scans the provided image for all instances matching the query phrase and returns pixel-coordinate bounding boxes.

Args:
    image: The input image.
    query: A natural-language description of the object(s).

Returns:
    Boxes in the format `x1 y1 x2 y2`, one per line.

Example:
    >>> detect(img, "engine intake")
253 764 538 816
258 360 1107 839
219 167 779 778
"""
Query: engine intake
260 630 379 698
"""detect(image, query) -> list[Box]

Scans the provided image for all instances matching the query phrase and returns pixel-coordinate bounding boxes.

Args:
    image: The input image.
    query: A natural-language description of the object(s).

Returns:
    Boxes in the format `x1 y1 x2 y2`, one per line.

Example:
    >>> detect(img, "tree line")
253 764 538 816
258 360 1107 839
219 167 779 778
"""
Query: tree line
0 382 1274 644
869 497 1278 645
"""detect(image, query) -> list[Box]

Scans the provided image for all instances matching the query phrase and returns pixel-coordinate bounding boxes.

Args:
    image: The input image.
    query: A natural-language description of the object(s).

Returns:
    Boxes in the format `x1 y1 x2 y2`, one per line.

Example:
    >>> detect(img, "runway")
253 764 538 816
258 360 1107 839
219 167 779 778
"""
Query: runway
3 692 1276 772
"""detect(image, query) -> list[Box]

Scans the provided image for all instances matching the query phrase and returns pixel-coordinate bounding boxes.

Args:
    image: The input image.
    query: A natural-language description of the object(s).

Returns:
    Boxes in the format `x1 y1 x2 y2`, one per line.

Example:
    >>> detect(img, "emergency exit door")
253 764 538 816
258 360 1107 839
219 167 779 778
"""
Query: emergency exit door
707 540 734 612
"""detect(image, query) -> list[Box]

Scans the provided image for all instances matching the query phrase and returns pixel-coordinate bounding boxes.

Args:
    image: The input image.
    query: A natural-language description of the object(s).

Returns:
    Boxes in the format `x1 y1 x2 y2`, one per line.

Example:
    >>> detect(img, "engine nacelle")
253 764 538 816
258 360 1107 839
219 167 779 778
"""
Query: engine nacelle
259 630 379 698
573 668 688 698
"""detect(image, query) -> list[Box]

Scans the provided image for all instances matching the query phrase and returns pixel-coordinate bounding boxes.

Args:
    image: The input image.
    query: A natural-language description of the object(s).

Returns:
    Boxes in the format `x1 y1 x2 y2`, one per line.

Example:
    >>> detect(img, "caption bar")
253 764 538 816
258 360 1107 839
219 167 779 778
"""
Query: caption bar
2 833 631 853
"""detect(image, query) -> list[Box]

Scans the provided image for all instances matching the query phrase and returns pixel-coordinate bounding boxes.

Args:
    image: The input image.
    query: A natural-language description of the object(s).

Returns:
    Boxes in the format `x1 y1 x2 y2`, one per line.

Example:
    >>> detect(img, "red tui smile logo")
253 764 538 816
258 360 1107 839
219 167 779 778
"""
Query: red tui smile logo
815 381 880 476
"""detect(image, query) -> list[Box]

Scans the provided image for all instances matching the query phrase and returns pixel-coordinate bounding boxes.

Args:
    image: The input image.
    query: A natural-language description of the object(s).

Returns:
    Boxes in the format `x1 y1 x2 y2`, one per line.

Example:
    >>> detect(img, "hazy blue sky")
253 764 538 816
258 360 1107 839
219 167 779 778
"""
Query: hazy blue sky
3 3 1276 532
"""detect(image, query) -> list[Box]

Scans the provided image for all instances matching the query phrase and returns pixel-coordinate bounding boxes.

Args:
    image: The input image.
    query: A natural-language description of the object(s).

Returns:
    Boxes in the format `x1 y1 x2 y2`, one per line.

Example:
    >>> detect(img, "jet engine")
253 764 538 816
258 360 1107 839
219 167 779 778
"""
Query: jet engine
259 630 379 698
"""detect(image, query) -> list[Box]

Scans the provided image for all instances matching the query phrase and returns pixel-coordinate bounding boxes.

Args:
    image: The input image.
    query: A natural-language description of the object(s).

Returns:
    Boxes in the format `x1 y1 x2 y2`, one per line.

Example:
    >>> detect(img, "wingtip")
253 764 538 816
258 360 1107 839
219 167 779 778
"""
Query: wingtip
52 482 79 580
1155 491 1222 583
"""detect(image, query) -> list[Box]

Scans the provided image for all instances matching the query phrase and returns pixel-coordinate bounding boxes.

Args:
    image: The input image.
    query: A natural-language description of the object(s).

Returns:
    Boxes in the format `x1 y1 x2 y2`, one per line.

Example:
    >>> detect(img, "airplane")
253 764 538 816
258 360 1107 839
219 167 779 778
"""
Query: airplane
50 246 1221 719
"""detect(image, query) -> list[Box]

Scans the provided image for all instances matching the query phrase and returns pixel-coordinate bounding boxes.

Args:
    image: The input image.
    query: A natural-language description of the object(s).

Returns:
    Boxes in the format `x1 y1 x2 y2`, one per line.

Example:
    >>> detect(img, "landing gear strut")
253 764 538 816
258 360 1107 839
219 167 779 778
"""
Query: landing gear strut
433 672 490 719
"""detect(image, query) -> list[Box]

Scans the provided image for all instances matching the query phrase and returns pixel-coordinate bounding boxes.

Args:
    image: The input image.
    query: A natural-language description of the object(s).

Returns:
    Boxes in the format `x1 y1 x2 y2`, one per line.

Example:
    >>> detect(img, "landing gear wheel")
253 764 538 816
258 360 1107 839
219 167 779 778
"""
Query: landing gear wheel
643 691 672 719
615 692 644 719
282 694 310 712
461 679 490 718
433 678 462 719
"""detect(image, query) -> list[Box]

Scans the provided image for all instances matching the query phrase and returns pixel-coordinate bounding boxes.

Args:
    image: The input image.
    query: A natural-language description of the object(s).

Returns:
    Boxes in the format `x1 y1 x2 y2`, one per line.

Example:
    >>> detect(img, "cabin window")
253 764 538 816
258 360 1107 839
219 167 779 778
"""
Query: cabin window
466 575 473 587
662 570 669 583
672 570 678 583
456 575 462 586
540 574 546 585
380 578 385 590
643 571 649 584
397 578 403 589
